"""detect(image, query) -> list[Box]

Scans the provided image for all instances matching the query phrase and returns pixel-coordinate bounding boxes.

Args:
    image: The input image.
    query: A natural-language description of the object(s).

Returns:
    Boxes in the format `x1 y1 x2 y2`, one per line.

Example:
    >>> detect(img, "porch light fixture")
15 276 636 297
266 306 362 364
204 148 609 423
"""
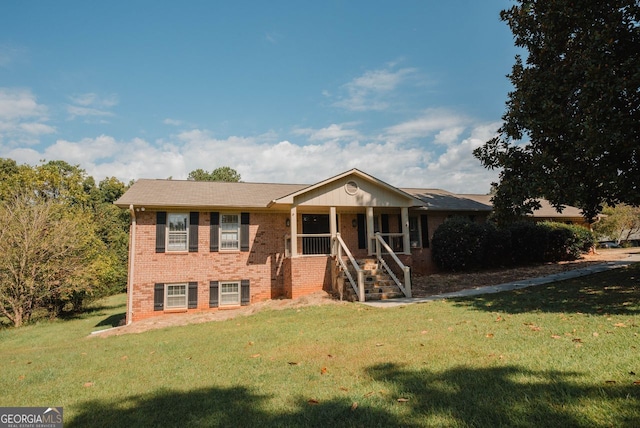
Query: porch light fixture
285 218 290 227
352 219 357 228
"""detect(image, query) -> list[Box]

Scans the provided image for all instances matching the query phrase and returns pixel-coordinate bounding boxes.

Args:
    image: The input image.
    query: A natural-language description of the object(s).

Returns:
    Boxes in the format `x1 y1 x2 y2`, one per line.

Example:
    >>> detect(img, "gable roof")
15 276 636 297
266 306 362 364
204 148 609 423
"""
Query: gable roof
269 169 422 207
114 179 306 209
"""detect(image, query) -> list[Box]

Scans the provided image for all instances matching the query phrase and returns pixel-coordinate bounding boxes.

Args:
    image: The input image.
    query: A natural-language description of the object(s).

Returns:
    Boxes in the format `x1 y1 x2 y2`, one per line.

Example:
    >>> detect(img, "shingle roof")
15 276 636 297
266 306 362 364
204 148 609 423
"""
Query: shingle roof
401 188 493 212
114 179 307 209
460 194 586 218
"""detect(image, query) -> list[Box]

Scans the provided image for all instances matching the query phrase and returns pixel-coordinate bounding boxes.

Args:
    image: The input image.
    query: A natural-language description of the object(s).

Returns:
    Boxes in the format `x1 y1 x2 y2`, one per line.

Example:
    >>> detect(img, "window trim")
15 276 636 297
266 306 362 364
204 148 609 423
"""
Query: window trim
220 213 240 251
219 281 240 306
167 212 189 252
165 283 188 309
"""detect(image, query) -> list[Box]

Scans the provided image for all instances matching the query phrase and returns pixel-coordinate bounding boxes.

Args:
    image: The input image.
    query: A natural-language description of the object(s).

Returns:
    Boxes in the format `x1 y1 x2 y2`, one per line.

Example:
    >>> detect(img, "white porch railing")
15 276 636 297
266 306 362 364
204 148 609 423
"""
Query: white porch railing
374 232 411 298
332 233 365 301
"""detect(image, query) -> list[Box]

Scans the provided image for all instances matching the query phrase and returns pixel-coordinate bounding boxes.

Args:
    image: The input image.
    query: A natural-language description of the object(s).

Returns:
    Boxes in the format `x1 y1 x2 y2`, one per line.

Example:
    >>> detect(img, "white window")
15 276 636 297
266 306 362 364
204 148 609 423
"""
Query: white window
221 214 239 250
168 213 188 251
220 281 240 306
166 283 187 309
409 216 421 248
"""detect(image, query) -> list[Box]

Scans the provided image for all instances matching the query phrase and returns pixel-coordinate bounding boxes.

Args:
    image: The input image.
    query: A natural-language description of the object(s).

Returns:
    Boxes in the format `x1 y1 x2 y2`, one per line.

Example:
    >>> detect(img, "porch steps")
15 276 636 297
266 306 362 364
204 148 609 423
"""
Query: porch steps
341 258 405 301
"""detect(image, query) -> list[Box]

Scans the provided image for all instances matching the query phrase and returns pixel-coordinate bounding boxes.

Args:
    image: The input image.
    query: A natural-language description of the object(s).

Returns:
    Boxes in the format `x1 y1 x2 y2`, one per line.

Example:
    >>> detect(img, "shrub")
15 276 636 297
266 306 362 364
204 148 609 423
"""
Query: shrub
508 222 548 264
481 223 513 268
431 217 485 271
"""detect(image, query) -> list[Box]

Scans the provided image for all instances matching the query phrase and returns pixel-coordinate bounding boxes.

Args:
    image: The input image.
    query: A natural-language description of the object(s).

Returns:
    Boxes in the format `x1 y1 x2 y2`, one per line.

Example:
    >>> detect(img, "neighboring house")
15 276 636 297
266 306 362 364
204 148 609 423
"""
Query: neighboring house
115 169 493 322
462 194 591 228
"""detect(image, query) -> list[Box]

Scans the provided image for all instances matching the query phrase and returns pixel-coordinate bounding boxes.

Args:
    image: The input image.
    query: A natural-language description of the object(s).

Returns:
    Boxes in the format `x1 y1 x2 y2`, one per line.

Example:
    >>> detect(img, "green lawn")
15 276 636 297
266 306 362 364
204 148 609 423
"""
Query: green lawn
1 266 639 427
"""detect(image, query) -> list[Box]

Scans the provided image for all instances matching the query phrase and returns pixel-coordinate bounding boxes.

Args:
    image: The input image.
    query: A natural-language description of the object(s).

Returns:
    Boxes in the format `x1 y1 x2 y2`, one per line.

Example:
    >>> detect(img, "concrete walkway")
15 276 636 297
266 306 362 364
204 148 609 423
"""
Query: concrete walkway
363 252 640 308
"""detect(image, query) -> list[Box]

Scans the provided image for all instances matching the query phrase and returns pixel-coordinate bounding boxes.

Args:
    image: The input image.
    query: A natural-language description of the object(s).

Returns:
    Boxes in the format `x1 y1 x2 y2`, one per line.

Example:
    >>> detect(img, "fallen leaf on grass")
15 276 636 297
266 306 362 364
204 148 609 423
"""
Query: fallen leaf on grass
633 380 640 385
397 398 410 402
614 323 627 328
121 355 128 360
364 391 374 397
375 343 384 347
251 354 261 358
572 338 583 343
528 325 541 331
83 382 94 387
340 387 349 391
551 335 561 339
486 333 494 338
592 332 599 337
350 402 358 411
605 380 617 384
18 375 25 380
287 362 298 366
320 367 327 375
421 330 428 334
308 399 319 405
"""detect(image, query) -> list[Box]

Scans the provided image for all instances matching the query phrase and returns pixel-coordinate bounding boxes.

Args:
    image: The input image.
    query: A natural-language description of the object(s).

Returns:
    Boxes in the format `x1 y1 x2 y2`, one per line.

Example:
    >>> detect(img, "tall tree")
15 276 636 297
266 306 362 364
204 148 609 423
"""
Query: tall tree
188 166 241 182
474 0 640 223
0 194 106 327
593 204 640 244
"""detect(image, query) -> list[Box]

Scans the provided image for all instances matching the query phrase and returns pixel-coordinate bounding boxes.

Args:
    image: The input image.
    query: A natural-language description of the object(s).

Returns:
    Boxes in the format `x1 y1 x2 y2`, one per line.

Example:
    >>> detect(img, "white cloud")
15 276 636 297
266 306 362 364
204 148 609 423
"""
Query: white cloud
0 87 54 145
333 66 417 112
67 105 114 119
67 92 118 119
385 108 468 142
292 123 361 142
163 118 184 126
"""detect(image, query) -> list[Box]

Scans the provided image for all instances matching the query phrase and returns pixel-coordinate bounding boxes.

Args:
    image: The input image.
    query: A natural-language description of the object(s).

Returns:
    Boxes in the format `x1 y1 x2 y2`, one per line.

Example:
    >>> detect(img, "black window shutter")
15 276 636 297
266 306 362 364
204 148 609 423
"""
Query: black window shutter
154 283 164 311
210 212 219 252
421 215 430 248
357 214 366 249
241 279 250 306
156 212 166 253
209 281 219 308
240 212 250 252
189 212 199 252
188 281 198 308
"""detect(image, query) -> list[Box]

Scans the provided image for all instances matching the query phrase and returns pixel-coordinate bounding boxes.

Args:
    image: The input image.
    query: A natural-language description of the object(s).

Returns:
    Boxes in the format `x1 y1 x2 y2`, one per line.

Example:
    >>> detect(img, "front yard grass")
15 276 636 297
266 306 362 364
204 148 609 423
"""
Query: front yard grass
1 265 639 427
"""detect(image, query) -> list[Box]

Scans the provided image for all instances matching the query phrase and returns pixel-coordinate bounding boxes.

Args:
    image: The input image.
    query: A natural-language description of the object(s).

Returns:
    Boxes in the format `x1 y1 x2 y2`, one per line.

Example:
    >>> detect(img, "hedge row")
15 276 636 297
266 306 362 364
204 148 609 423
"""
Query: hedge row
431 218 595 272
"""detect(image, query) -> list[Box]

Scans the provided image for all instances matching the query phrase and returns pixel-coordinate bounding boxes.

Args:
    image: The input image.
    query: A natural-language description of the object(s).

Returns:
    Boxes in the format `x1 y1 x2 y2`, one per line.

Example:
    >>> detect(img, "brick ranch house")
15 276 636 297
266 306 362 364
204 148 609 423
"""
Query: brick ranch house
115 168 587 323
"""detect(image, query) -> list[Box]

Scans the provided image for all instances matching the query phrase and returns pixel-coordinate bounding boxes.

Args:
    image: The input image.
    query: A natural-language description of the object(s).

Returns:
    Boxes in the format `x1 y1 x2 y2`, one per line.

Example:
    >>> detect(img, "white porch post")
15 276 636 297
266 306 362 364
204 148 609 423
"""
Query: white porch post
366 206 374 254
290 206 298 257
329 206 337 237
401 207 410 255
329 206 337 256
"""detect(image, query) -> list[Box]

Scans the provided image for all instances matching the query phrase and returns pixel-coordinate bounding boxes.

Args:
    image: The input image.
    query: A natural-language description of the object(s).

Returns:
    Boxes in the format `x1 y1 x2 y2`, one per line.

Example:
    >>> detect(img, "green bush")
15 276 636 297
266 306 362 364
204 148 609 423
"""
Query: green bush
481 223 513 268
431 217 486 271
508 222 548 264
432 219 595 272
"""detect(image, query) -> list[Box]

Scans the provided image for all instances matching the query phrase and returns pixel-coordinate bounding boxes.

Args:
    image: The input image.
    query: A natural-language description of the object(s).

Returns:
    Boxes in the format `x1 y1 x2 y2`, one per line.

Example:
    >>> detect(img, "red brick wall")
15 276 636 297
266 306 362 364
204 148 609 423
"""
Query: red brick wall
287 256 333 299
128 208 488 321
130 210 289 321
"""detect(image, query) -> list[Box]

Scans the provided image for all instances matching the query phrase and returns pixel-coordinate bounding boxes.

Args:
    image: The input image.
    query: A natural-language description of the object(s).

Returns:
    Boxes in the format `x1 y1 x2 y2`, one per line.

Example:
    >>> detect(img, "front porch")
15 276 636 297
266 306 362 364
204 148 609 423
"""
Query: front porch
283 208 413 302
271 169 424 303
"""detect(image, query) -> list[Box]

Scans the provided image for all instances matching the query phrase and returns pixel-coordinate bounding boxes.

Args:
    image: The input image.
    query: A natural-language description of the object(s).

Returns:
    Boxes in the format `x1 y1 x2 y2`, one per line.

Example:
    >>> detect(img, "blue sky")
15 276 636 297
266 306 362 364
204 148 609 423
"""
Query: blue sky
0 1 519 193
